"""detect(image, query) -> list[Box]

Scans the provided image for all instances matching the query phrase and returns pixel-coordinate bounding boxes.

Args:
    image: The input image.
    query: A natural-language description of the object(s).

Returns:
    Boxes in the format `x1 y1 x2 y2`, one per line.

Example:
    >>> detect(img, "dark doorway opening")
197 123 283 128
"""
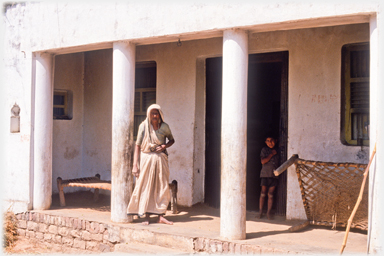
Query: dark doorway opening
204 52 288 215
204 57 222 209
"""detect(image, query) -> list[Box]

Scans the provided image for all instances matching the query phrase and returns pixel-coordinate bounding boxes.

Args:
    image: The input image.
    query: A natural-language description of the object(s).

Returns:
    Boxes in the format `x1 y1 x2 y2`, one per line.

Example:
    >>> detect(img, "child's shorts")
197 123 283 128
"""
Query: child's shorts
260 177 278 187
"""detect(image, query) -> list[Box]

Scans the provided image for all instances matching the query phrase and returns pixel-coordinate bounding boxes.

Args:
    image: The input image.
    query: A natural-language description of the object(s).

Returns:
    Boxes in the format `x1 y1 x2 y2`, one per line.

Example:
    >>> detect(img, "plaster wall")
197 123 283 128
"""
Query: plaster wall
51 49 113 194
2 1 375 214
5 2 378 53
285 24 369 219
82 50 113 185
2 10 34 212
52 53 84 193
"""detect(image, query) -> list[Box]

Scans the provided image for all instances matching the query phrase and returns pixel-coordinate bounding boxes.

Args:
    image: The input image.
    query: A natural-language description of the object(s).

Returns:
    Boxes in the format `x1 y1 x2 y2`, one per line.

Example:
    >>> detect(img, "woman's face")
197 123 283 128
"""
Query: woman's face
150 109 160 123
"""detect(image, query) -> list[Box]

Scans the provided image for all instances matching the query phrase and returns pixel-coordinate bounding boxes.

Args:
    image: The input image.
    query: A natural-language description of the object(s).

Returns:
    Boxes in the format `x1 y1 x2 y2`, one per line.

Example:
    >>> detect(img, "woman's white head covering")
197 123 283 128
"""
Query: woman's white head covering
146 104 164 124
141 104 164 152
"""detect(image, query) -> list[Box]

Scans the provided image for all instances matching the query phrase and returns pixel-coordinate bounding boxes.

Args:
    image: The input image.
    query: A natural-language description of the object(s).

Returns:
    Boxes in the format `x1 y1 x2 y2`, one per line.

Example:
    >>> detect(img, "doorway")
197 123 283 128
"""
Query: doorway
204 52 288 215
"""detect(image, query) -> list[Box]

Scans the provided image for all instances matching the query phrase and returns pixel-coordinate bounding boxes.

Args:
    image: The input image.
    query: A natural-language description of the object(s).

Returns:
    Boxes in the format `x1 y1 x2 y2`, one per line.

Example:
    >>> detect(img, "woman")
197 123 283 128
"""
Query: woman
127 104 175 225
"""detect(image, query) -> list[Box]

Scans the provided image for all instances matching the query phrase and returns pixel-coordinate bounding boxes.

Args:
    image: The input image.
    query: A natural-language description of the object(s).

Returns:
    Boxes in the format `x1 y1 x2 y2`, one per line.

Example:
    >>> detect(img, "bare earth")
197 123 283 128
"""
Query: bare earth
5 236 97 254
5 190 109 254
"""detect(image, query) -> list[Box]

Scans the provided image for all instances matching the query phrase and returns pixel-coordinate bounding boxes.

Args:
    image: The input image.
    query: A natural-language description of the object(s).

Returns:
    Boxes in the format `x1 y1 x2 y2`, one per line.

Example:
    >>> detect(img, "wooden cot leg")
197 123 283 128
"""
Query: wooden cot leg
94 174 100 202
57 177 66 207
170 180 178 214
170 184 175 212
94 189 99 202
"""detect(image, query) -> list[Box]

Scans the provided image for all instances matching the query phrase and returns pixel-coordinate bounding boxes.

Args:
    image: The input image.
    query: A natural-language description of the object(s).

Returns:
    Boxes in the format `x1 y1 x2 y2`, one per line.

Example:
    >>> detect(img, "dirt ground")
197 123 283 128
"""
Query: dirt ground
4 236 97 254
4 190 110 254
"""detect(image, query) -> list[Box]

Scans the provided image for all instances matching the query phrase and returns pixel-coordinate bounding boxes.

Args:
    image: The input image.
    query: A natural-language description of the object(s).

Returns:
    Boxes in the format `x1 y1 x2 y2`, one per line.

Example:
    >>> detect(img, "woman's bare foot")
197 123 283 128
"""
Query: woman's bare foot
158 215 173 225
267 212 274 220
142 214 150 225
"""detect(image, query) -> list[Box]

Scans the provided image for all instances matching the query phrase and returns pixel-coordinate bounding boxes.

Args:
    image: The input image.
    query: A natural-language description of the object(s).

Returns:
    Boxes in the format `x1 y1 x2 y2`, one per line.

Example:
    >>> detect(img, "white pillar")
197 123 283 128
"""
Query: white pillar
33 52 53 210
368 11 384 254
220 29 248 240
111 41 136 223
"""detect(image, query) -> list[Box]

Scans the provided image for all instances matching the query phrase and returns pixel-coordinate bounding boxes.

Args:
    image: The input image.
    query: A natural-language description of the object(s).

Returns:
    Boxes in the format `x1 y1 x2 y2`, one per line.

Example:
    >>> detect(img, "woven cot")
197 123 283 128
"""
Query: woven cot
295 159 368 230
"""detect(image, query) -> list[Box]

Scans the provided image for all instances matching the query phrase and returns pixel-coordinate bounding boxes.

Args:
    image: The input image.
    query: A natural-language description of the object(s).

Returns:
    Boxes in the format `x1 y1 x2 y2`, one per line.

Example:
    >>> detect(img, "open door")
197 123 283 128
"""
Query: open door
246 52 288 215
204 52 288 215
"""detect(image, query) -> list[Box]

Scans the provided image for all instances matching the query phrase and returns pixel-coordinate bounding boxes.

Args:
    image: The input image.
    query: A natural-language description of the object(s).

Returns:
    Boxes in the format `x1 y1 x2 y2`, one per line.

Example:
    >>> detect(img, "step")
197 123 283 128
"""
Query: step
114 241 191 255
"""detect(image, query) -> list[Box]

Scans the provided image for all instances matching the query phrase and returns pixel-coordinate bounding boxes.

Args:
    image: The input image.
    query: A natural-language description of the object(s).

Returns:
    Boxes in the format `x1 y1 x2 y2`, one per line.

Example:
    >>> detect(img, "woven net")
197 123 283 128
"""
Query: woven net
295 159 368 230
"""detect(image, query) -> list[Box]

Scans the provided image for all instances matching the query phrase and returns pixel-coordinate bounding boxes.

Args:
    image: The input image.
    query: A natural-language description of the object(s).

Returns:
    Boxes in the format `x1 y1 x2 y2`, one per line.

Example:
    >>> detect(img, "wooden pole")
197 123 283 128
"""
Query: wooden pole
274 154 299 176
56 177 66 207
340 143 377 255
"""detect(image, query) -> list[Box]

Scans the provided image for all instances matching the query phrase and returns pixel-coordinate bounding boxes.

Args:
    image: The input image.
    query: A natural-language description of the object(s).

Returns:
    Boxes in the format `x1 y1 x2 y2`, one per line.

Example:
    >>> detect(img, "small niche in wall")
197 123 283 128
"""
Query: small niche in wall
10 103 20 133
53 90 73 120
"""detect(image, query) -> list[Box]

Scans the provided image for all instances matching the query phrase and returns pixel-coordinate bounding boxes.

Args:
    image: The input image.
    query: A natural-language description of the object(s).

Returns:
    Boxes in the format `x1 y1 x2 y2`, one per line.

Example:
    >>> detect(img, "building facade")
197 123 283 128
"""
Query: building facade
2 1 383 252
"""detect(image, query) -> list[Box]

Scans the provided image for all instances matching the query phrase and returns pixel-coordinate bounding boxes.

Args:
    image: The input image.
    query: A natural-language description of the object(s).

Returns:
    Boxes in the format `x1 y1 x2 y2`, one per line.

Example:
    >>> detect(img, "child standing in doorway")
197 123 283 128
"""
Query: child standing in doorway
259 135 279 219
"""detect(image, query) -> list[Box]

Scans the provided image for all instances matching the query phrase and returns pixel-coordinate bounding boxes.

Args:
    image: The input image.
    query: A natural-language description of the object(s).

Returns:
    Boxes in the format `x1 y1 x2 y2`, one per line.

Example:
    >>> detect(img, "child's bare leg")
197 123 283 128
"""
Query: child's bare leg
157 215 173 225
259 186 268 218
267 186 276 220
142 213 150 225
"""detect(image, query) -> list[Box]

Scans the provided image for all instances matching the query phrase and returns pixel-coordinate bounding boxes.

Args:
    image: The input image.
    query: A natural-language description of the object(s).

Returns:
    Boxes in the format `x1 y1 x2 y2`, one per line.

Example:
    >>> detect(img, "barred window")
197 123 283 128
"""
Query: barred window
53 90 73 120
341 43 369 146
134 62 157 138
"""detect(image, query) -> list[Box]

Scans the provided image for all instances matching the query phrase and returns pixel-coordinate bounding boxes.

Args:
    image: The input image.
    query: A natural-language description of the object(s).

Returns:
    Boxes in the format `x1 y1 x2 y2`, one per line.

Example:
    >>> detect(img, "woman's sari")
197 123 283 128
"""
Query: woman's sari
127 104 172 216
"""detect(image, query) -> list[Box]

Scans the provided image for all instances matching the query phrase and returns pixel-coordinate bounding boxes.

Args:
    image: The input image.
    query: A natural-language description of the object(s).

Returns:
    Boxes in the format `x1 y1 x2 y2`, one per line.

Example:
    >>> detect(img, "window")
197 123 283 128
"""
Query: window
341 43 369 146
53 90 73 120
134 62 157 138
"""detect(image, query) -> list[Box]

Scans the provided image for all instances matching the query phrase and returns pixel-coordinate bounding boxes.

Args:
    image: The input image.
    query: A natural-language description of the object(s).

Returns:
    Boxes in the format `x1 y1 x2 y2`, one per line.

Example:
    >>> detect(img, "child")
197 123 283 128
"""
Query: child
259 135 279 219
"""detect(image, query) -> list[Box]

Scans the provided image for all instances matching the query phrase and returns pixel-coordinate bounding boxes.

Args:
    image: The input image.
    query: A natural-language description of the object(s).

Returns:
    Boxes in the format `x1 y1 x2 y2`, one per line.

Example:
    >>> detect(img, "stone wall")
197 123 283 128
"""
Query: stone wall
14 211 293 254
15 212 117 252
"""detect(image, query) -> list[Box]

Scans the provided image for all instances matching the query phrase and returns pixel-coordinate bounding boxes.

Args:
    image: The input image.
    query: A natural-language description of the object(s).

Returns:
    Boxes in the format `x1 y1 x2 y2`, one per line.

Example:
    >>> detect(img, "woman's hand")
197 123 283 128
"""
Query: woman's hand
132 145 141 177
155 144 166 153
154 139 174 153
132 165 140 178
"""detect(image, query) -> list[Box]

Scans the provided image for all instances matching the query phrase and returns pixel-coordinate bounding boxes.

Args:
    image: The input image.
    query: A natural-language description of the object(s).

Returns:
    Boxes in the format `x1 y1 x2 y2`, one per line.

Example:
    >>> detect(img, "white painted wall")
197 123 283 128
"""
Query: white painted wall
52 53 84 193
2 2 378 216
2 9 35 211
286 24 370 219
52 50 113 194
82 50 113 183
9 2 377 53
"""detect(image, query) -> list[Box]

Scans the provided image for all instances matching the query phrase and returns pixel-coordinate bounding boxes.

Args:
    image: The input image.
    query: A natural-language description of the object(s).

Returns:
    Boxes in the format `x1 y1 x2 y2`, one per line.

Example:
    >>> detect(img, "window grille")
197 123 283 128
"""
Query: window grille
134 62 156 138
53 90 72 120
341 43 369 146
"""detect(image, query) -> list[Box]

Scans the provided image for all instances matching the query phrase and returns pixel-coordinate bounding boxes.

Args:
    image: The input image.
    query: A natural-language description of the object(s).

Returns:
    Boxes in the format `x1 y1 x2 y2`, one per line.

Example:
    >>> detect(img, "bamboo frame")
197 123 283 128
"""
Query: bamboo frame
274 154 298 176
340 143 377 255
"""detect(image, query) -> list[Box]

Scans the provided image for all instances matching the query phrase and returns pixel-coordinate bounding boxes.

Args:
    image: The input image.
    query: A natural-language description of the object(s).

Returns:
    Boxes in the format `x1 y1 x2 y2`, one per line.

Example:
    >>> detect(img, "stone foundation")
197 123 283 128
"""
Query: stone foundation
15 212 115 252
15 211 295 254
